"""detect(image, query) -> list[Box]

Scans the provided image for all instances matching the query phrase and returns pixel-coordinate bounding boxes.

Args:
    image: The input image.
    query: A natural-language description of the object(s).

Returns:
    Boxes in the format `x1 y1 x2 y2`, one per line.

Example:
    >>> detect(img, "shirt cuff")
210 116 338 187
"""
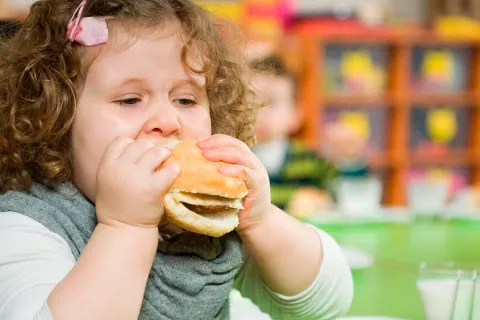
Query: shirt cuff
35 302 54 320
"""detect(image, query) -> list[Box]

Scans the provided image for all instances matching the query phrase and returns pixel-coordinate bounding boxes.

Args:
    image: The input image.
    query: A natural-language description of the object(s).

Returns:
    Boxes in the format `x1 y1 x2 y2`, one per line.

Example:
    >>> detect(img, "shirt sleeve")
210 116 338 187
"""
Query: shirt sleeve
0 212 75 320
233 225 354 320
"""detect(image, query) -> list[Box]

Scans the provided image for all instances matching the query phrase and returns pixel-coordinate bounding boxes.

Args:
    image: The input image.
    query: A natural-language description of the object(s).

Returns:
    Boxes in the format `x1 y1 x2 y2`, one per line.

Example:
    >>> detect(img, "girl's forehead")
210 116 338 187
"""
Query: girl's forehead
83 32 206 90
106 17 182 46
78 18 210 91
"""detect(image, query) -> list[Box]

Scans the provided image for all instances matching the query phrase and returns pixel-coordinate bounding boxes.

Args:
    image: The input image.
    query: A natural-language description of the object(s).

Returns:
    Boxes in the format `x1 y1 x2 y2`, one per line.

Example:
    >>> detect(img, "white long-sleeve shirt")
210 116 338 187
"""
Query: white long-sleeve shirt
0 211 353 320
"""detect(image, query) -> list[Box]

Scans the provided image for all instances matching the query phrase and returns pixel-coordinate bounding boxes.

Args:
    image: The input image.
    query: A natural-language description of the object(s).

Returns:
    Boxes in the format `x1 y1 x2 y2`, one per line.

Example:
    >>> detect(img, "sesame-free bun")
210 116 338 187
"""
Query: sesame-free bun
165 139 248 199
163 139 248 237
164 193 241 237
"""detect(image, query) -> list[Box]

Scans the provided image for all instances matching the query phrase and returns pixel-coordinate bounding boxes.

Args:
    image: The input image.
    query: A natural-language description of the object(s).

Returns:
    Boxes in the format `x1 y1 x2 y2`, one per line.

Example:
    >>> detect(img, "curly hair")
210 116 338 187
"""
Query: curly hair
0 0 258 193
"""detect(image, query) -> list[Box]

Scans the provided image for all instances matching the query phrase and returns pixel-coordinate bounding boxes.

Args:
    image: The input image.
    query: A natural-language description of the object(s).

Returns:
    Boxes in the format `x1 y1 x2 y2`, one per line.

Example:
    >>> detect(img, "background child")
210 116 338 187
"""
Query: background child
250 54 369 215
0 0 29 21
0 0 352 319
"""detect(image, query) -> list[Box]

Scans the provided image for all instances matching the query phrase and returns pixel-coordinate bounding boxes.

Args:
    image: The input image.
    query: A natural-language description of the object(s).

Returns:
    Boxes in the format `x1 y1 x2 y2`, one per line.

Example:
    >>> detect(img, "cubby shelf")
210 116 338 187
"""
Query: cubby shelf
292 24 480 206
325 94 392 108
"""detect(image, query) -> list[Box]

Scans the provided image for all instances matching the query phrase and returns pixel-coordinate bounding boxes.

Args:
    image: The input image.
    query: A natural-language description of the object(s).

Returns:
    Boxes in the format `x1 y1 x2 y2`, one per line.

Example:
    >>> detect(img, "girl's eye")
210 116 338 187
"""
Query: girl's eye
174 98 196 107
115 97 141 106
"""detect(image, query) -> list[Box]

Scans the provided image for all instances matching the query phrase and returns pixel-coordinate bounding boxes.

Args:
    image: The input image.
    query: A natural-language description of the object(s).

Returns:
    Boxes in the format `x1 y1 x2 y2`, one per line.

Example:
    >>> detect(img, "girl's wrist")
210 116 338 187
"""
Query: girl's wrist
95 221 160 247
237 204 275 241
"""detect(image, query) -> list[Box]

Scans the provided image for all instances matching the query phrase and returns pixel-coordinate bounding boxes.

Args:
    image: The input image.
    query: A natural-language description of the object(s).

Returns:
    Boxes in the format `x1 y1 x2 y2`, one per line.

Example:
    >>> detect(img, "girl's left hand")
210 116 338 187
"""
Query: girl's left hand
198 134 271 233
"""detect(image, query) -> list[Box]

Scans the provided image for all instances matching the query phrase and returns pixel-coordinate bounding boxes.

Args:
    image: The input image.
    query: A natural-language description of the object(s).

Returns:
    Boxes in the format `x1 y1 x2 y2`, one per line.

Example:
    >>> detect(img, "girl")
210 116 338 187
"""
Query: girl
0 0 353 319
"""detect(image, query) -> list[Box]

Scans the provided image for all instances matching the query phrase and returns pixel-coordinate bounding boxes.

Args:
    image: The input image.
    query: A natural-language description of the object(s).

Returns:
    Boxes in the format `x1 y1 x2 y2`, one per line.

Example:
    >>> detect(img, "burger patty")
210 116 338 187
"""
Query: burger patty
183 203 233 214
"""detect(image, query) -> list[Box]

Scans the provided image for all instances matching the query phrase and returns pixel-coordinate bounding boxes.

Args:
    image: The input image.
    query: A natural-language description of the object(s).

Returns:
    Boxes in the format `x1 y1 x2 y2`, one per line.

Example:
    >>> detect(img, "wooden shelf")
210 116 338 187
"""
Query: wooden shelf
322 36 397 45
293 20 401 44
324 93 392 107
294 30 480 206
410 150 472 166
367 152 391 169
411 92 474 106
404 32 479 47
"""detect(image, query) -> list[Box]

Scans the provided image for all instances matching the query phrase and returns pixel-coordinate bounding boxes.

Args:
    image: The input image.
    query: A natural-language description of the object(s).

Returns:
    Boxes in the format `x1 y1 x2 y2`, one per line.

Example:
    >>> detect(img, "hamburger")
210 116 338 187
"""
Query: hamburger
163 139 248 237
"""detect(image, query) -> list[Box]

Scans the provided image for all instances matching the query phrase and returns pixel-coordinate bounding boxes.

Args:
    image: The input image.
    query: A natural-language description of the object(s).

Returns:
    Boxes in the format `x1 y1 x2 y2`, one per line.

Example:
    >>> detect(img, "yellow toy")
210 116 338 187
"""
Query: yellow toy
340 50 385 93
421 50 453 88
434 15 480 41
426 107 457 144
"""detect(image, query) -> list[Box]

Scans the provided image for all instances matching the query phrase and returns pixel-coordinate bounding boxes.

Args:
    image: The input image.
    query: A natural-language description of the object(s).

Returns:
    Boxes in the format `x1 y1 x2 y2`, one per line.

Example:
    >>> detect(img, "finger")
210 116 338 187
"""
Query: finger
198 134 249 152
218 164 256 190
151 163 180 194
136 146 172 172
202 146 258 168
121 139 156 164
102 137 135 161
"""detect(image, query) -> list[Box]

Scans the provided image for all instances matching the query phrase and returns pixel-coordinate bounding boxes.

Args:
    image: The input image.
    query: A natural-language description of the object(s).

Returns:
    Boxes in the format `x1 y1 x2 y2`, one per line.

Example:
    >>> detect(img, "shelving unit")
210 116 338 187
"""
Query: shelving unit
291 21 480 206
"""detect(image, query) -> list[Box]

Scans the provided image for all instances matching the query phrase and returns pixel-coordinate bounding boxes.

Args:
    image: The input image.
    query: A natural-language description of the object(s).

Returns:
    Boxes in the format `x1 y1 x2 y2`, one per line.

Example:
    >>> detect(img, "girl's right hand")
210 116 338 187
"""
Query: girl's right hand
95 137 180 229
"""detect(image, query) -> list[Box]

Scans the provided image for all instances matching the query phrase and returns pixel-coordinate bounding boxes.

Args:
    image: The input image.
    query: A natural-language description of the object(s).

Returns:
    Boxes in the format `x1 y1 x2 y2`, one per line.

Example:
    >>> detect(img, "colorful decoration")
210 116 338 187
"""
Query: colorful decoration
434 16 480 41
426 107 457 144
420 50 453 89
340 50 385 93
244 0 293 29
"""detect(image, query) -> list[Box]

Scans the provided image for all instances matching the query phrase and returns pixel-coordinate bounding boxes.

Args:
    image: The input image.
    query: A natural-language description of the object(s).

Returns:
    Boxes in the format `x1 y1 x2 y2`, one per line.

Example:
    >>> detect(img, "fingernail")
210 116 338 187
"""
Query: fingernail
197 137 210 146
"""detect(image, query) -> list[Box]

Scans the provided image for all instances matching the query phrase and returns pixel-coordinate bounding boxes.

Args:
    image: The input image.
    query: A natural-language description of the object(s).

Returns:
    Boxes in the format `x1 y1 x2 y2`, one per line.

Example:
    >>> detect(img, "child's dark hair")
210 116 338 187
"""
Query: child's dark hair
0 0 258 193
250 54 297 97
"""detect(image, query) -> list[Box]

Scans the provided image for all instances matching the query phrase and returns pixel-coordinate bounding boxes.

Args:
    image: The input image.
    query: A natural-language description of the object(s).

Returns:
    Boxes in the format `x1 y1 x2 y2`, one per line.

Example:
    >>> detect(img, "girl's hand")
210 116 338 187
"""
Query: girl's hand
198 135 271 233
95 137 180 229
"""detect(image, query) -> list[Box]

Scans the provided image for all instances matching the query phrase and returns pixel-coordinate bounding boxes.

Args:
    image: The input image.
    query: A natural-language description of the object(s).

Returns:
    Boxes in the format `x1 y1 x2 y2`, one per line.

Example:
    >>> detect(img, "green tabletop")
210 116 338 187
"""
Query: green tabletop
308 218 480 320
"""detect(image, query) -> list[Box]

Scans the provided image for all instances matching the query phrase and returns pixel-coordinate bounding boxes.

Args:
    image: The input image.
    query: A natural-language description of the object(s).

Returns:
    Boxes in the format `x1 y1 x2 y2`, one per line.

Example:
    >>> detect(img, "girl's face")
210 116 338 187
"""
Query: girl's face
71 24 211 202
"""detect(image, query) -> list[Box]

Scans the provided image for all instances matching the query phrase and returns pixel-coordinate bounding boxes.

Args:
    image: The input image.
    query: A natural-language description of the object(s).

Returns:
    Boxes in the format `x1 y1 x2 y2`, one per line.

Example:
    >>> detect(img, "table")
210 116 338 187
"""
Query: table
308 217 480 319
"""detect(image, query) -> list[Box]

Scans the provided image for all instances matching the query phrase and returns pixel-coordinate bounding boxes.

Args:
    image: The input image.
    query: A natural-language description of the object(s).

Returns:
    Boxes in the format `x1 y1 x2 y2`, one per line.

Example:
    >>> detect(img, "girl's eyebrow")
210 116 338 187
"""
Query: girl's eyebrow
106 76 206 93
109 77 148 90
173 76 206 89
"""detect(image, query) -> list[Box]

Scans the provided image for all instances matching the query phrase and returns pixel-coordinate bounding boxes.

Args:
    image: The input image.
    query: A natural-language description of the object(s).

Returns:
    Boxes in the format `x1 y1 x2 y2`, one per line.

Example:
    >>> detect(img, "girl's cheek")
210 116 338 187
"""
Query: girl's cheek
180 108 212 135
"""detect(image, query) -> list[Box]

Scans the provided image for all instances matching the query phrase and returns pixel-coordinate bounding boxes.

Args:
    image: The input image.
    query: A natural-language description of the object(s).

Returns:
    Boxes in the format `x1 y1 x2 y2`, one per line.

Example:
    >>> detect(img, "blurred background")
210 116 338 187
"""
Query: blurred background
2 0 480 319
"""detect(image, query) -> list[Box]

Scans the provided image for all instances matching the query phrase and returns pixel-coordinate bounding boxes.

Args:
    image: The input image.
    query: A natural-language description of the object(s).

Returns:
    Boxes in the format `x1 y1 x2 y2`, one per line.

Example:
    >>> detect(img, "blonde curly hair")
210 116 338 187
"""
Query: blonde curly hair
0 0 258 193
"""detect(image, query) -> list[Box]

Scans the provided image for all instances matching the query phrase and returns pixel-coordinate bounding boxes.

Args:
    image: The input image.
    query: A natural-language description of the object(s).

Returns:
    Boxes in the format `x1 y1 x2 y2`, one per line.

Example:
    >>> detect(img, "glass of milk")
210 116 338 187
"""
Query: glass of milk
417 262 479 320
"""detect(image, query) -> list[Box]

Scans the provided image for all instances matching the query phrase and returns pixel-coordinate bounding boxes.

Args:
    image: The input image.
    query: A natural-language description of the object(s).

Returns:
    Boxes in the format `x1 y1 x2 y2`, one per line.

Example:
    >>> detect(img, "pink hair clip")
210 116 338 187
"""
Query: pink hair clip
67 0 108 46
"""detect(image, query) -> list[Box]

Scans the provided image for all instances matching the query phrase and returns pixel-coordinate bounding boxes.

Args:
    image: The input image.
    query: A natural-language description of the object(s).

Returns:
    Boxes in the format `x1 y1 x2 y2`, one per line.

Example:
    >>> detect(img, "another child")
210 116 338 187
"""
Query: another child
0 0 29 21
250 55 369 213
0 1 352 319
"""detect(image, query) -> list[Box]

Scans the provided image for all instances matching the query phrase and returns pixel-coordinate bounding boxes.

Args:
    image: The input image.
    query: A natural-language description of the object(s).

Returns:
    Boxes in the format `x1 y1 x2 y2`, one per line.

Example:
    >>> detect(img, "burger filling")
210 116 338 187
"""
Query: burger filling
171 191 243 216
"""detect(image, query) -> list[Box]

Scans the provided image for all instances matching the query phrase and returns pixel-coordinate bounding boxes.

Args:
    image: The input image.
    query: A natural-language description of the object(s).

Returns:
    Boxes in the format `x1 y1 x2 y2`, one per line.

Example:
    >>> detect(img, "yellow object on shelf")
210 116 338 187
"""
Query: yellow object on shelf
340 50 385 93
422 50 453 82
426 108 457 144
434 15 480 41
